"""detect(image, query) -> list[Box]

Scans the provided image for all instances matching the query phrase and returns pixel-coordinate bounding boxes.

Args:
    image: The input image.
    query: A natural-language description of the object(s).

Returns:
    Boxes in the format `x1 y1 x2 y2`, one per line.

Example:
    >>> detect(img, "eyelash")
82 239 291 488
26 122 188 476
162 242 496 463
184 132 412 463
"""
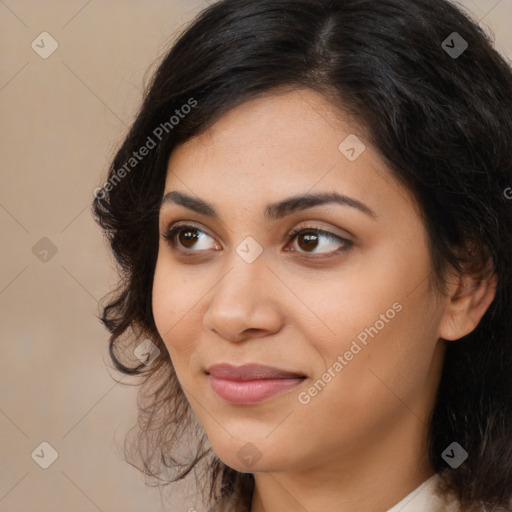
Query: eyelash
161 223 353 259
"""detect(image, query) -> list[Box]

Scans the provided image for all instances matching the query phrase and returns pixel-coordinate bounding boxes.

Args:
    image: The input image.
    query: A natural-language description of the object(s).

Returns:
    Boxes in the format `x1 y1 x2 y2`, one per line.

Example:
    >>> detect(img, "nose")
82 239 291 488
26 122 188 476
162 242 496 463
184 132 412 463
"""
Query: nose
202 253 283 343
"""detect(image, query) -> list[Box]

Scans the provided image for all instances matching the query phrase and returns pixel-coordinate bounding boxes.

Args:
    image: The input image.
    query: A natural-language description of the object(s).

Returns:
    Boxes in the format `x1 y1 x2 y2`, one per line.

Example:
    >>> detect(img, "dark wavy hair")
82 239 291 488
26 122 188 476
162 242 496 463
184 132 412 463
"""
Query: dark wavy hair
92 0 512 510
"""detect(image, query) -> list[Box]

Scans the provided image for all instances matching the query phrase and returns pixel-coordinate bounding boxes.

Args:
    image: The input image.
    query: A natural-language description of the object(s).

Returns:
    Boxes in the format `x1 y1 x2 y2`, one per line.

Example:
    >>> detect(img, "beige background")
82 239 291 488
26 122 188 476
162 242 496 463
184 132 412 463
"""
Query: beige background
0 1 511 511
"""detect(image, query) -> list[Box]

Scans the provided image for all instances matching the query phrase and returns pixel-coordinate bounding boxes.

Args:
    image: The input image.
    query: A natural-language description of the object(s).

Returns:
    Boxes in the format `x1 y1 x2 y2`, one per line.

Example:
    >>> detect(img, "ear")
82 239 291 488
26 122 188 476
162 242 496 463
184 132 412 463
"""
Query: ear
439 263 497 341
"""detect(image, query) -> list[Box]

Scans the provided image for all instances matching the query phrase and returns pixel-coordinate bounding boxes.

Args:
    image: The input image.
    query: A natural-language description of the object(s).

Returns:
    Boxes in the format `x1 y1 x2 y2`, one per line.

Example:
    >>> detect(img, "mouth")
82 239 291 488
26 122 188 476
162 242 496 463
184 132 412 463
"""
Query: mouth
206 363 307 405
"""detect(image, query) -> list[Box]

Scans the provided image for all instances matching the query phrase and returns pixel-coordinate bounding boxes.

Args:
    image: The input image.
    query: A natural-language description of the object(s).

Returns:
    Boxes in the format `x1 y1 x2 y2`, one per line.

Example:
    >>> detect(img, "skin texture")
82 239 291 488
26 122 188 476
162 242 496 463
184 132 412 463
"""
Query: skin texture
152 88 496 512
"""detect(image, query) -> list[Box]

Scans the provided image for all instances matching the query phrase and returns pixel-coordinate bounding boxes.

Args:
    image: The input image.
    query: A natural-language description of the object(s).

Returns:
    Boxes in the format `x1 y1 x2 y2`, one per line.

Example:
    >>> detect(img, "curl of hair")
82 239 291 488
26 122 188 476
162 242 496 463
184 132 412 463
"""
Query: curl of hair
92 0 512 510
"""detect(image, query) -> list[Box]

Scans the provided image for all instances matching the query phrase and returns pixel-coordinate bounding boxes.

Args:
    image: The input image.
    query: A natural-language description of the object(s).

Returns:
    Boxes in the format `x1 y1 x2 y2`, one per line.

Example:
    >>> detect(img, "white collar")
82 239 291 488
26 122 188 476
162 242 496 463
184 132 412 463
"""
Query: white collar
387 474 458 512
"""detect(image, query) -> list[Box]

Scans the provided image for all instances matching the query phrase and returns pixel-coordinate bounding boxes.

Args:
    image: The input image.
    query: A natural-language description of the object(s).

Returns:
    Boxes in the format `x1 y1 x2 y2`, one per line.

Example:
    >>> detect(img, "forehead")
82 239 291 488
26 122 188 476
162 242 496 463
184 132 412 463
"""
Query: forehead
163 88 412 220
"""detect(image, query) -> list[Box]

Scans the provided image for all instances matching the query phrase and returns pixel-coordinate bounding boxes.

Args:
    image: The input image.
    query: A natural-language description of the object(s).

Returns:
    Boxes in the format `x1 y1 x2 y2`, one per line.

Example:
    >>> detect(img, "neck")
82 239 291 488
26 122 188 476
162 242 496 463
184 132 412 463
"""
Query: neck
249 413 435 512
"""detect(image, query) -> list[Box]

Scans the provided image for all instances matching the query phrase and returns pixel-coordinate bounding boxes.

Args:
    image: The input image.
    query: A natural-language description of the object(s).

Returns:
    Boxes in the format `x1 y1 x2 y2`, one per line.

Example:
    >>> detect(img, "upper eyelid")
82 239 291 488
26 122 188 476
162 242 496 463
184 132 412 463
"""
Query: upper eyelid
162 221 344 236
161 218 354 238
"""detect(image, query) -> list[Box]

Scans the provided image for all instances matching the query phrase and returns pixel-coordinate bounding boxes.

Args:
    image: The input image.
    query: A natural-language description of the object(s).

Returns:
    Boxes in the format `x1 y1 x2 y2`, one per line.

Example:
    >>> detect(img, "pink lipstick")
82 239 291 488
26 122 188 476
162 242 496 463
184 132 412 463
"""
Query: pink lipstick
206 363 306 405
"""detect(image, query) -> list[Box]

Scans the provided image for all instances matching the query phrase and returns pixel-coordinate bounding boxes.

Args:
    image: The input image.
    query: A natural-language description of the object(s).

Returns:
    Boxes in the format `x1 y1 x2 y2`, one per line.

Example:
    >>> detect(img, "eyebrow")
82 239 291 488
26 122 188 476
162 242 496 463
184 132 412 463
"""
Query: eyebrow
160 190 377 221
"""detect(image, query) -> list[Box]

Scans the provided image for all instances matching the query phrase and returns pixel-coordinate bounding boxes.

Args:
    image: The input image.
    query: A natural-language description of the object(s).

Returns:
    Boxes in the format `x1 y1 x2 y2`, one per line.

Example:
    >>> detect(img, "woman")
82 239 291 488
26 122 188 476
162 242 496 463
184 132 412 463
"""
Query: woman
92 0 512 510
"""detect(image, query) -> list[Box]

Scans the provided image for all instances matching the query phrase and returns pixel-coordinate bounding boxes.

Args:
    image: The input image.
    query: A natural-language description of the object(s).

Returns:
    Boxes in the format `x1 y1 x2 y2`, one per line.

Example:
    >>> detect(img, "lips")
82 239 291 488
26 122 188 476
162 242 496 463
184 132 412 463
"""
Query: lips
206 363 306 380
206 363 306 405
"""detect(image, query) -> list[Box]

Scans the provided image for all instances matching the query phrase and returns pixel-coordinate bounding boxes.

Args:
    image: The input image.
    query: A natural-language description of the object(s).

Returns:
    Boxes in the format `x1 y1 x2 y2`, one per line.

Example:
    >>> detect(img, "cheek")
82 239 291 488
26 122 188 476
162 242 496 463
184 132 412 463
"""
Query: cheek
295 262 413 361
328 283 441 409
151 255 199 360
152 259 172 339
295 294 440 448
300 242 440 395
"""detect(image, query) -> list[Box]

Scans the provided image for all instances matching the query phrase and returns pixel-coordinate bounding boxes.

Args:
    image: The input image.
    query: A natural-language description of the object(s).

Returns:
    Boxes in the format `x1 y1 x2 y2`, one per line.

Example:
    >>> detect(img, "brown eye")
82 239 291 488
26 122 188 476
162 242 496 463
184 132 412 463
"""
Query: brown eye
296 232 320 252
161 224 352 258
286 227 353 256
178 228 200 249
162 224 218 252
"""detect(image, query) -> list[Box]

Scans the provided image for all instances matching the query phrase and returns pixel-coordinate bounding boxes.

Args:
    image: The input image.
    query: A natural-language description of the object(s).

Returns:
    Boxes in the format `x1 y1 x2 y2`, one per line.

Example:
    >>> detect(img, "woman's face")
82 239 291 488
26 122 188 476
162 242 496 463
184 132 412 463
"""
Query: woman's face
152 88 450 475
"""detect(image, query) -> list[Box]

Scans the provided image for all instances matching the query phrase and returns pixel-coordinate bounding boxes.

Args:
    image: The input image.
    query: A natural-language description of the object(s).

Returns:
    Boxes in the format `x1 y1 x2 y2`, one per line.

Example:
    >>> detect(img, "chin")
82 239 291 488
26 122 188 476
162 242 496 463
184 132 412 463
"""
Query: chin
208 434 293 473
